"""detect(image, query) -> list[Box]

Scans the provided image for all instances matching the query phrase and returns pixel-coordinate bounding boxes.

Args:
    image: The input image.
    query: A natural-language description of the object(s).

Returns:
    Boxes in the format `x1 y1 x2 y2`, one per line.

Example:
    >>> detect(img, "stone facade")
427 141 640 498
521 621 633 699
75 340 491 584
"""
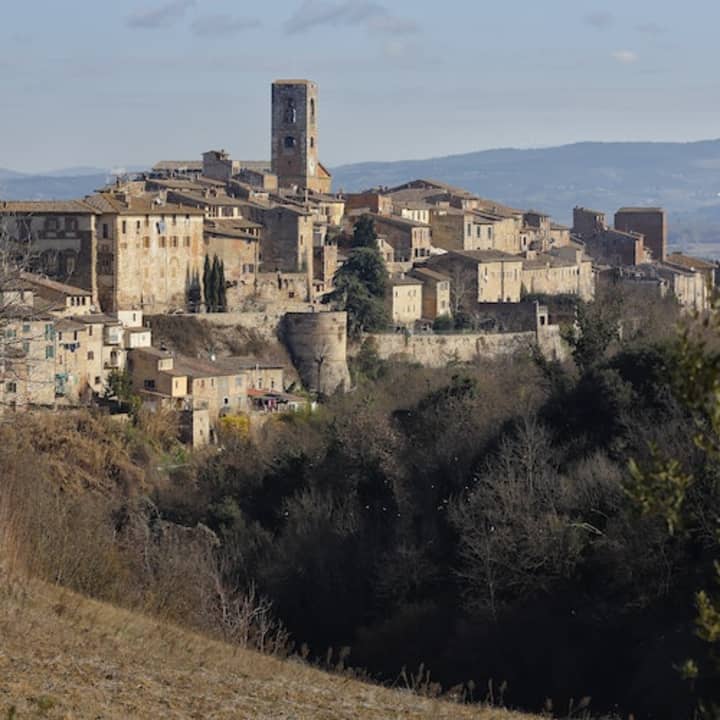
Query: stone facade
371 214 432 264
85 192 206 313
615 207 667 262
281 311 350 395
271 80 331 194
387 278 423 327
0 201 99 302
409 266 451 319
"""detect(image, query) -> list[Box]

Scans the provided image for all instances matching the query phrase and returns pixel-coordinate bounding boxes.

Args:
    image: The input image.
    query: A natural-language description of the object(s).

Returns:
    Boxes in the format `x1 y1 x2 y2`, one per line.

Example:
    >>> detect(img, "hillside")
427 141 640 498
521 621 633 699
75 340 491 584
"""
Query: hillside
0 577 534 720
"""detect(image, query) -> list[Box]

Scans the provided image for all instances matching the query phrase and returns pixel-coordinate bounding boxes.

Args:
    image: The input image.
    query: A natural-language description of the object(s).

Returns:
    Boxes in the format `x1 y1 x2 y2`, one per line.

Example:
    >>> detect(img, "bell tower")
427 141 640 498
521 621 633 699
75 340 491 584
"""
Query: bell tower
271 79 331 193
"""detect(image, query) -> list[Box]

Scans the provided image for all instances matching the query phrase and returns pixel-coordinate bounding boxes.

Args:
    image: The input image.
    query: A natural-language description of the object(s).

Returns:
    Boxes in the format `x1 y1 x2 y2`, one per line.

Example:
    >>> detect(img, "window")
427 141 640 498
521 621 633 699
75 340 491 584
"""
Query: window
310 136 315 148
65 217 78 232
284 136 297 149
184 236 191 247
5 329 16 339
94 376 101 385
171 236 178 248
44 324 54 340
87 351 94 361
310 98 315 122
122 221 127 234
45 217 60 232
144 379 156 390
143 237 150 249
172 215 177 225
102 223 109 239
22 341 30 354
285 99 297 124
467 223 471 236
22 324 30 334
5 382 17 394
45 346 54 359
159 237 166 248
136 220 141 231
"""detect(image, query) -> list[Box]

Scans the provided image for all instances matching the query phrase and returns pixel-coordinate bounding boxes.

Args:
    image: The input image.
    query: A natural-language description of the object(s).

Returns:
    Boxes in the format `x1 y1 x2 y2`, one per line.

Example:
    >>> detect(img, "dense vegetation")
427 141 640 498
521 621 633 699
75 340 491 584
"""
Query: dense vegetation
4 285 720 718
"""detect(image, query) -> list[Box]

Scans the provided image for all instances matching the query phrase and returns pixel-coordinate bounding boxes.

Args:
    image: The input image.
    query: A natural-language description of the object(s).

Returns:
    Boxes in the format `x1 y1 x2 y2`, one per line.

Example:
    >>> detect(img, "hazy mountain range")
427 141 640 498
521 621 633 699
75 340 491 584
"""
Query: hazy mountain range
4 140 720 256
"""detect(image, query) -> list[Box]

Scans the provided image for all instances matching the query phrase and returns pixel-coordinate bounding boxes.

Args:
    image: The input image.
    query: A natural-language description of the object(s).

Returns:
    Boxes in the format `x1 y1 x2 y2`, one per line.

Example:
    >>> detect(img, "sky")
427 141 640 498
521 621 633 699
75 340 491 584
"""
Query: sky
1 0 718 173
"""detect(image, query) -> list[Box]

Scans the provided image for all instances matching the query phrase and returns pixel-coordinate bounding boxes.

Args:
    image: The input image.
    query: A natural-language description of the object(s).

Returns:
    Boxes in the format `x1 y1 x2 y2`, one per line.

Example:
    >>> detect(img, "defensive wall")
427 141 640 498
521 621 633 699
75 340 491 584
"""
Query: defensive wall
361 325 567 368
280 311 351 395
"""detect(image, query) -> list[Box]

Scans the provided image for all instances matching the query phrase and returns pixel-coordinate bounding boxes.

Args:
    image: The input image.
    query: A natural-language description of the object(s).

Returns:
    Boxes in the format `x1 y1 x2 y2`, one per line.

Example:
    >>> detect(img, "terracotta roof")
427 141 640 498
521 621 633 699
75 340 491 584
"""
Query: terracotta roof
19 272 92 297
84 193 205 216
409 267 450 283
389 276 423 287
0 200 97 214
666 253 716 271
153 161 202 171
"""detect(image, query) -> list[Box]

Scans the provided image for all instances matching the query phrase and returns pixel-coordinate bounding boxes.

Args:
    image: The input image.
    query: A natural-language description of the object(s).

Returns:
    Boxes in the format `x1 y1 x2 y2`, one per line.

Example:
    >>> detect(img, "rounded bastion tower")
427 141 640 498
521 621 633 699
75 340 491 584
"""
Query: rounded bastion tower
281 312 350 396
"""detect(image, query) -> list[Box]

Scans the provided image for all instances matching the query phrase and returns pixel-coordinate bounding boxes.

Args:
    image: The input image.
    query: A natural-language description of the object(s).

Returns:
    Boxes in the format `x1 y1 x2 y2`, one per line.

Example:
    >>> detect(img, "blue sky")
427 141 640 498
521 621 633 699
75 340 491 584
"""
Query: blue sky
1 0 718 172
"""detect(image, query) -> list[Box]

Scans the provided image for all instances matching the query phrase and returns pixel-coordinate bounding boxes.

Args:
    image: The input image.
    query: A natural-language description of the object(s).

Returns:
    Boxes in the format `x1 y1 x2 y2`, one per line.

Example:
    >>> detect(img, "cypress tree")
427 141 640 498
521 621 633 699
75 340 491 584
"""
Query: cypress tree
202 254 211 312
211 255 221 313
218 259 227 312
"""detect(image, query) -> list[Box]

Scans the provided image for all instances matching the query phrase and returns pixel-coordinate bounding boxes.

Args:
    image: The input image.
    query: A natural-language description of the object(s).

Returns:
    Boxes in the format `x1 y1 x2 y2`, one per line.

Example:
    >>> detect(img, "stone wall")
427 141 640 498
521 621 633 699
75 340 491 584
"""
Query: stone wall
362 326 567 368
281 311 350 395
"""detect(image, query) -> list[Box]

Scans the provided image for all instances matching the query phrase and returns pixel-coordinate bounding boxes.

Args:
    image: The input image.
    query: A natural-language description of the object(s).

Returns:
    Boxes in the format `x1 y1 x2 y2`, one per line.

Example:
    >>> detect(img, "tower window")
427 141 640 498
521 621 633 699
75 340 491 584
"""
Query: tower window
310 98 315 122
284 136 297 149
310 137 315 148
285 99 297 124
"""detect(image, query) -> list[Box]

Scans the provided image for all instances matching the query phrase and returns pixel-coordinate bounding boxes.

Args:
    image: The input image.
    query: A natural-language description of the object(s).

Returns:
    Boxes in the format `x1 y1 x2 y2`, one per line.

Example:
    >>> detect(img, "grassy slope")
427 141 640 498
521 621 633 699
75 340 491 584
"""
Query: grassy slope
0 578 537 720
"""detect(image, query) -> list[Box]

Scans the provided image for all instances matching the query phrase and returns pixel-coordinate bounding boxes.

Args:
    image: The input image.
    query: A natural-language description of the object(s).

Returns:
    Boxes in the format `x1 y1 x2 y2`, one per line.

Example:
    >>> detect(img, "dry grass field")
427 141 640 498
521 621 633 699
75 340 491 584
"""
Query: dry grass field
0 575 539 720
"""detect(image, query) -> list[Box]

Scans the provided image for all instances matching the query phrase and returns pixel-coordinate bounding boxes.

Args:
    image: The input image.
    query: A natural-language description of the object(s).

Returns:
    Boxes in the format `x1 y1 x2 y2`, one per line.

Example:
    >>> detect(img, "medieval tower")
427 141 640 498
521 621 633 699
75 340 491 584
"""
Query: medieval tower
271 79 332 194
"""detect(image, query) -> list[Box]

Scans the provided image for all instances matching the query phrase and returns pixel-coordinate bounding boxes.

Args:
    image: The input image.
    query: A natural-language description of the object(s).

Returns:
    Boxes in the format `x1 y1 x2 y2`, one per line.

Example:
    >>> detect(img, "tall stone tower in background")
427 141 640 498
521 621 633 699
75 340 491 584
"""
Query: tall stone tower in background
271 79 332 194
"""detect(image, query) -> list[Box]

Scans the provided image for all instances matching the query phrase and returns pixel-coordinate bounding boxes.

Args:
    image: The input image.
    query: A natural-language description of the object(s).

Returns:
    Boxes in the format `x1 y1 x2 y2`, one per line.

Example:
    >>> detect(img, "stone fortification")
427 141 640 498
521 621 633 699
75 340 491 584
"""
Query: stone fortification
281 312 351 395
363 325 567 368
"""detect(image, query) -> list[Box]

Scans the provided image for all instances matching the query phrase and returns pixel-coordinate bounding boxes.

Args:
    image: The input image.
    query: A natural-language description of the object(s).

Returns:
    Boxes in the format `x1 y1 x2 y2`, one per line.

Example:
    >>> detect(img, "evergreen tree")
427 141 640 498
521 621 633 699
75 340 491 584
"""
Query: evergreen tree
202 254 211 312
352 215 378 249
211 255 221 313
325 245 389 337
218 260 227 312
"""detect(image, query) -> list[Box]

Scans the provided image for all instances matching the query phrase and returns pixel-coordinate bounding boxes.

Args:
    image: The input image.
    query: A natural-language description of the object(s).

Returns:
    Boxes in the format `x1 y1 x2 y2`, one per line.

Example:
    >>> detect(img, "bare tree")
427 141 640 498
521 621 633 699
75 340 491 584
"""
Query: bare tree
447 264 477 317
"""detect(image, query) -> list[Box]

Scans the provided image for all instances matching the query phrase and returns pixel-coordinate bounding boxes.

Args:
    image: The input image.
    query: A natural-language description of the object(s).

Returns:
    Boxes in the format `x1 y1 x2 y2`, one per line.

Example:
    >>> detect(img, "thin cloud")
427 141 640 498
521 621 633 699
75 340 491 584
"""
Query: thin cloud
191 15 262 37
612 50 639 64
285 1 418 36
635 21 665 35
126 0 195 29
584 11 614 29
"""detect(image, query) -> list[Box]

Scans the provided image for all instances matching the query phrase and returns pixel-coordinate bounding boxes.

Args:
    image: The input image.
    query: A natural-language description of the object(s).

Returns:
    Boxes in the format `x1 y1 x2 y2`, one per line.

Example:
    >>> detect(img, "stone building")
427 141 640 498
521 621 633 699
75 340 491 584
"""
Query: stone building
408 266 451 320
572 207 607 239
84 191 205 313
387 277 423 327
583 228 645 267
0 313 57 410
370 214 432 265
428 250 524 304
615 207 667 261
271 79 332 193
665 252 717 291
0 200 99 301
521 248 595 301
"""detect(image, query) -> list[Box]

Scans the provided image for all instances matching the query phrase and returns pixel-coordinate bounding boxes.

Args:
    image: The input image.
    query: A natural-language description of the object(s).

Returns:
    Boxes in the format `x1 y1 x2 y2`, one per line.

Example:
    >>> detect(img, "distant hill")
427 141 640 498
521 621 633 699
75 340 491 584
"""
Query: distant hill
0 166 147 200
332 140 720 255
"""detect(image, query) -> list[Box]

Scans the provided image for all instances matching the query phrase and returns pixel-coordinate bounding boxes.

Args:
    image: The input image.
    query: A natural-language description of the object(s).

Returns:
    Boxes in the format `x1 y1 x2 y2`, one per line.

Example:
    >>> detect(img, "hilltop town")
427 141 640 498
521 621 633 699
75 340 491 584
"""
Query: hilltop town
0 78 714 443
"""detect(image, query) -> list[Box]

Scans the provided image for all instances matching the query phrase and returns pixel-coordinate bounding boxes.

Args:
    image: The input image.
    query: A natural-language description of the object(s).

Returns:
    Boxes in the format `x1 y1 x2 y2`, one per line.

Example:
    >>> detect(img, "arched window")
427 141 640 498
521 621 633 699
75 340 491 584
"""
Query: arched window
310 98 315 122
284 136 297 149
285 99 297 124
